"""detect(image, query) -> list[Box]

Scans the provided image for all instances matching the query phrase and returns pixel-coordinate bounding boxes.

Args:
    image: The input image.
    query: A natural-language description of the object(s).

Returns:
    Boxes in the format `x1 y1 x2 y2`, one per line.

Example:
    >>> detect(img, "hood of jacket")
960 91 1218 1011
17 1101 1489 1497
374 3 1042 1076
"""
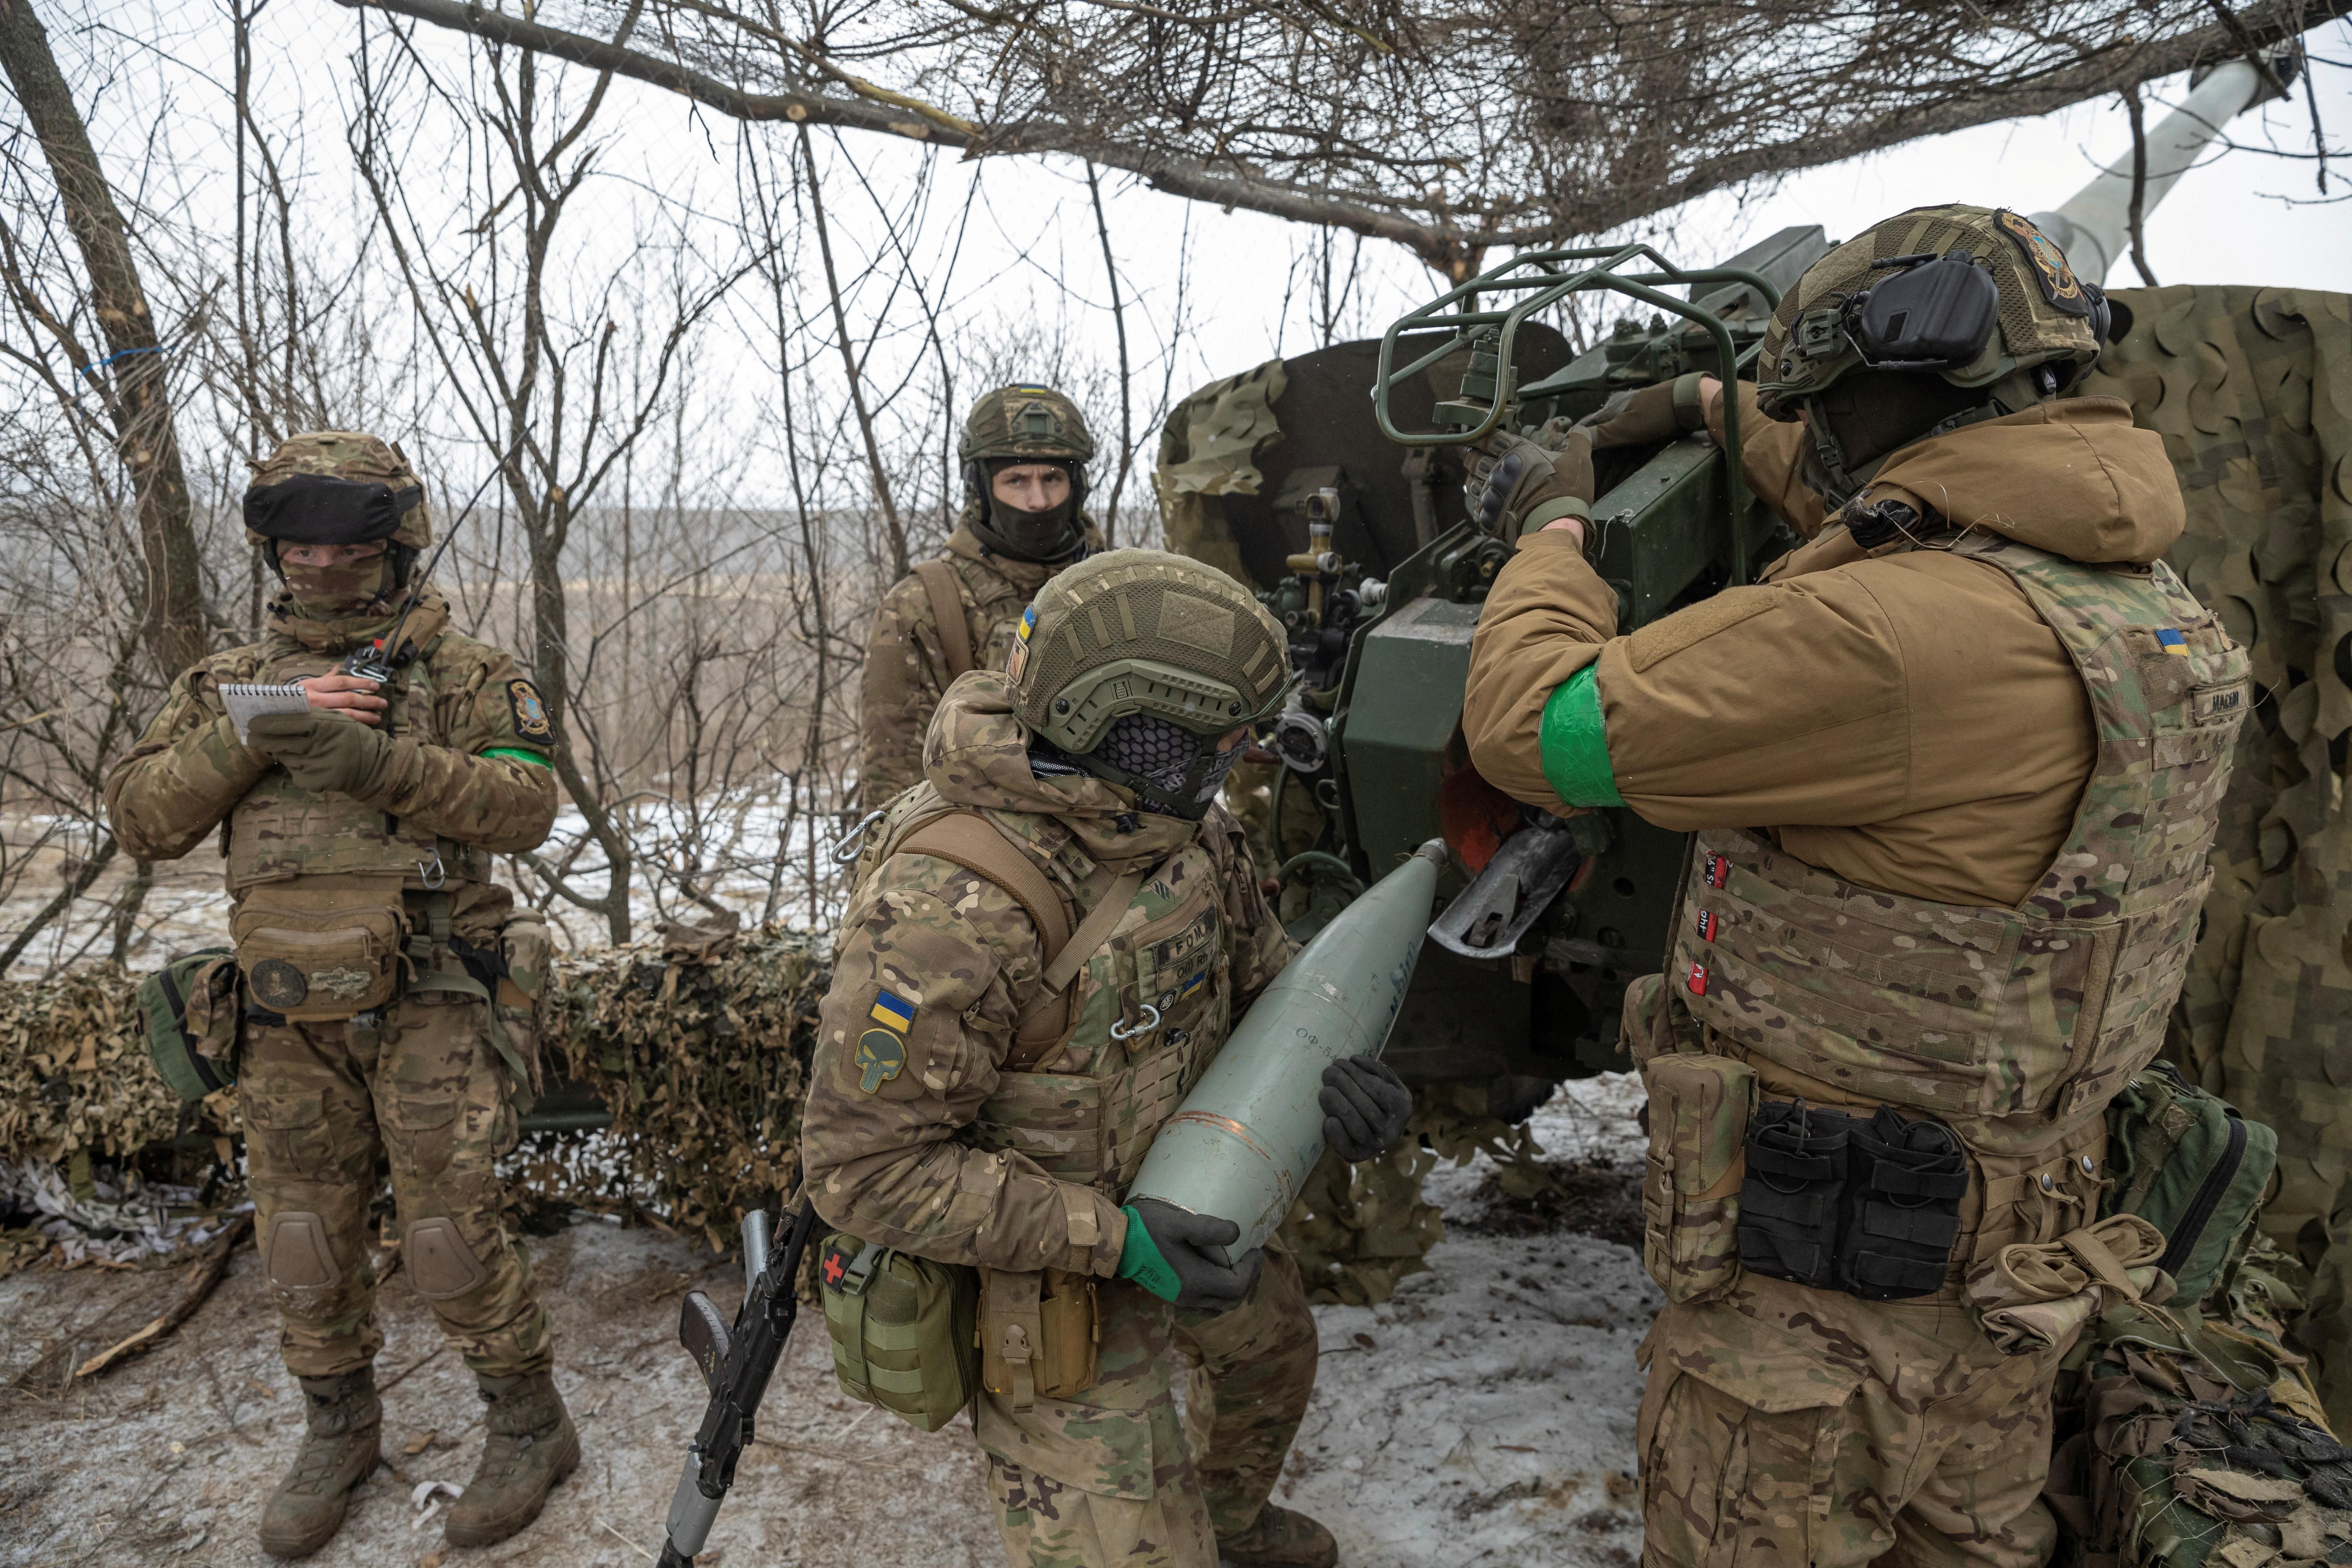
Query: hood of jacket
1864 396 2183 565
923 670 1199 871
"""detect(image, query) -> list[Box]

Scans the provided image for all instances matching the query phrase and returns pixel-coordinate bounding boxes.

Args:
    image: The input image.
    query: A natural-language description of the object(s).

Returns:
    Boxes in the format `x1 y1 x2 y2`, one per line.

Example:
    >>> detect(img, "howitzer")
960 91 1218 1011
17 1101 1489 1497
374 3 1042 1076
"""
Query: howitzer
654 1199 821 1568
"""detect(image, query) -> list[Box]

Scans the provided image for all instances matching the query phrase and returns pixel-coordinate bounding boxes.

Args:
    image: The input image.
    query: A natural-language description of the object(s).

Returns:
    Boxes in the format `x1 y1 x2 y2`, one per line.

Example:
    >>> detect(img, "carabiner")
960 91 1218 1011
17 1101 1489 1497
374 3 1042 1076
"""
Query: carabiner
1109 1003 1162 1042
827 808 888 866
417 849 447 890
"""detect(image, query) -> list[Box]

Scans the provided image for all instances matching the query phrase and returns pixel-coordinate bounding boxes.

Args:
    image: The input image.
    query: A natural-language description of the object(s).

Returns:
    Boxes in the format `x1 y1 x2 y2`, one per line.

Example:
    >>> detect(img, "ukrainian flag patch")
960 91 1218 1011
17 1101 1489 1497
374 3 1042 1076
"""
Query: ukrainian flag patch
1178 970 1207 1001
2157 628 2190 657
1018 604 1037 642
870 989 915 1031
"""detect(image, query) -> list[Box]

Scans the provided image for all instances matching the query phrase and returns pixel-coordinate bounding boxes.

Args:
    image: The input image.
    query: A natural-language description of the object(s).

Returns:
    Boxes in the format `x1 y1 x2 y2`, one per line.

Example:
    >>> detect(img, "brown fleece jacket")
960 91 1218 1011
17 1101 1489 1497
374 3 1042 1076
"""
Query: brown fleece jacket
1461 396 2187 907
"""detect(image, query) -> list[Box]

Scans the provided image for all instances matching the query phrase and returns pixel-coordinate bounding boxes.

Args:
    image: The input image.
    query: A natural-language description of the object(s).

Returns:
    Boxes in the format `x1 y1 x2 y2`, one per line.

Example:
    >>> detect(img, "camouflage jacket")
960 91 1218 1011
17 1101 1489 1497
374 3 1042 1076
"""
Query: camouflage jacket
105 589 557 908
857 519 1102 810
802 671 1295 1278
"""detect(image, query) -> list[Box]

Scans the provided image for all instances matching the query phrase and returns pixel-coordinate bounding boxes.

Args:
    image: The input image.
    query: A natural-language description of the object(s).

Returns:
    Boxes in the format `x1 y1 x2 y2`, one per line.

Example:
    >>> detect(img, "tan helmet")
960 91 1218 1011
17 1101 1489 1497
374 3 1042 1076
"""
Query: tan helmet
959 385 1097 466
242 430 432 553
1009 550 1290 818
1755 205 2104 421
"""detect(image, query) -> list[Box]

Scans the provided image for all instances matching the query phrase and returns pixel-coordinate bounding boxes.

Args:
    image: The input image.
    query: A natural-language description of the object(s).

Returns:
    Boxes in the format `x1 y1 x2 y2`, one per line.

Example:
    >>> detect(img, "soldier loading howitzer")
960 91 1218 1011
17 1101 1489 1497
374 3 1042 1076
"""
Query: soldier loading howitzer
1460 205 2249 1563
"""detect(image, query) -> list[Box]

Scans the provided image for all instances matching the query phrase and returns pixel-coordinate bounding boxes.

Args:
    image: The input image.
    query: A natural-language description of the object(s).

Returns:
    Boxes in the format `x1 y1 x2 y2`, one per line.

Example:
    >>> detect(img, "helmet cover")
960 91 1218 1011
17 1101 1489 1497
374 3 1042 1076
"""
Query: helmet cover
243 430 431 552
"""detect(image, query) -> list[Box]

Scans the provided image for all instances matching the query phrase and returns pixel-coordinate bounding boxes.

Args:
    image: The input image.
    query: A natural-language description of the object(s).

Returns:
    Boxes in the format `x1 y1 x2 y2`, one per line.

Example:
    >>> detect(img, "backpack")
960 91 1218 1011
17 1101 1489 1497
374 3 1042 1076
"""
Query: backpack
2102 1060 2278 1306
133 948 239 1101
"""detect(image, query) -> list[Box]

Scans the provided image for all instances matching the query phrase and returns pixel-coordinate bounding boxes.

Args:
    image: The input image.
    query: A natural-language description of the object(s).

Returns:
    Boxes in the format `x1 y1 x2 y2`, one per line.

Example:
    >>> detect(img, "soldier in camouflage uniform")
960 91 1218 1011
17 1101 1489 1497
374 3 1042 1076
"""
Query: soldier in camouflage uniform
1460 208 2250 1564
104 433 577 1558
859 385 1106 810
804 550 1414 1568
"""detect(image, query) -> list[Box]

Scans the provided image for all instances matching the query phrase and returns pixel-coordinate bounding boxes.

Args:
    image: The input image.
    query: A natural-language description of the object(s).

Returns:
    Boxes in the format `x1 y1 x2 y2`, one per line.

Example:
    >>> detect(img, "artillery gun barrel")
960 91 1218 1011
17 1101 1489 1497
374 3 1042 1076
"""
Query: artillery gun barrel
1127 839 1448 1259
2029 58 2293 285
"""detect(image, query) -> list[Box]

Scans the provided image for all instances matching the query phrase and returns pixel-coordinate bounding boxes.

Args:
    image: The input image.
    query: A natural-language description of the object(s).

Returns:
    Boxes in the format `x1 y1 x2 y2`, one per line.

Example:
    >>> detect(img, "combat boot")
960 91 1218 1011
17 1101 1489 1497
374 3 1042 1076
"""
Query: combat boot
1219 1503 1339 1568
258 1367 382 1559
442 1370 581 1547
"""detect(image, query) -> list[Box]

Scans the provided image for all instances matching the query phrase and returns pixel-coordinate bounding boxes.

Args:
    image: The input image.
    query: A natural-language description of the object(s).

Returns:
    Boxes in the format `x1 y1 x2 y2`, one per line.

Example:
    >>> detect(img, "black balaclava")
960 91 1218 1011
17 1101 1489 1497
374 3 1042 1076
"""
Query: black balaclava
971 456 1086 563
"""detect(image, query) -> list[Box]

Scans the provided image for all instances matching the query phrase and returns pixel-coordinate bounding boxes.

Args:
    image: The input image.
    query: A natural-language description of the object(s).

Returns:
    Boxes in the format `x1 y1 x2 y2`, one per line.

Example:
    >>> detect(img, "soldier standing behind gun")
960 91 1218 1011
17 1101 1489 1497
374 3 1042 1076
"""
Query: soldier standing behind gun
1459 207 2249 1564
104 433 576 1559
803 550 1415 1568
858 385 1106 811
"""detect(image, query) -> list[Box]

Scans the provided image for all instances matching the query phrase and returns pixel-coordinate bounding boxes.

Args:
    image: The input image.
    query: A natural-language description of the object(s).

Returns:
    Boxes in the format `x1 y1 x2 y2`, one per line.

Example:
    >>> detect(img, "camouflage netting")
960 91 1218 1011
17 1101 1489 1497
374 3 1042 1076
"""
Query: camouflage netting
2087 285 2352 1428
0 924 823 1259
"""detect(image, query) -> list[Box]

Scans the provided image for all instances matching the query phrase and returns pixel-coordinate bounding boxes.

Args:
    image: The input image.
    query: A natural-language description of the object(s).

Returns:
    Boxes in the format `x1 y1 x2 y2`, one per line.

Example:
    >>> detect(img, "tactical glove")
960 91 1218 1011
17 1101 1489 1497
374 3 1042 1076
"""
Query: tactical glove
247 710 399 800
1464 427 1593 538
1581 371 1712 450
1319 1056 1414 1162
1117 1198 1263 1314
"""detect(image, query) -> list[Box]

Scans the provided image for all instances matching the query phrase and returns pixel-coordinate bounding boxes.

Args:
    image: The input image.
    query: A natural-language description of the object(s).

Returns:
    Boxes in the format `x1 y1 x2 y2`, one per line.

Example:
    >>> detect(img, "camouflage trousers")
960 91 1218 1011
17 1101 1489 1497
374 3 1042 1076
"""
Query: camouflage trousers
240 986 552 1380
1638 1273 2066 1568
978 1241 1317 1567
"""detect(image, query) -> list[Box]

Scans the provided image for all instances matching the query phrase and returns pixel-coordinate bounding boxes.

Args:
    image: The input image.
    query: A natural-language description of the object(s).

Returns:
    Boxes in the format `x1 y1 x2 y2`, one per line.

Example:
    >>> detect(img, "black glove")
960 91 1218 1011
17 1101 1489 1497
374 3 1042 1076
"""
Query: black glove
1118 1197 1264 1314
246 710 397 799
1463 427 1593 538
1319 1056 1413 1162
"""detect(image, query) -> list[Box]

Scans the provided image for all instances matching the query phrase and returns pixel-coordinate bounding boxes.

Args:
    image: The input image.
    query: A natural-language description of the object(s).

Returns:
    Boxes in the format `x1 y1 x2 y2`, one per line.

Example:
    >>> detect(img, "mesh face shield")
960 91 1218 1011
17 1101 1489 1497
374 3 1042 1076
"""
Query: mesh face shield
1051 711 1247 821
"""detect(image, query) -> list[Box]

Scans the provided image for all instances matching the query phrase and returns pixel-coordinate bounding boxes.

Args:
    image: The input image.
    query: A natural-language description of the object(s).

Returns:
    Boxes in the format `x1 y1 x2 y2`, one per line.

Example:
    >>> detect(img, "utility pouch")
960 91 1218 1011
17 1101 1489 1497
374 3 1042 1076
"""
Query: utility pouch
980 1265 1100 1411
1639 1053 1755 1303
1838 1107 1969 1301
229 880 405 1022
134 947 240 1100
2103 1060 2279 1306
818 1232 980 1433
1739 1100 1851 1290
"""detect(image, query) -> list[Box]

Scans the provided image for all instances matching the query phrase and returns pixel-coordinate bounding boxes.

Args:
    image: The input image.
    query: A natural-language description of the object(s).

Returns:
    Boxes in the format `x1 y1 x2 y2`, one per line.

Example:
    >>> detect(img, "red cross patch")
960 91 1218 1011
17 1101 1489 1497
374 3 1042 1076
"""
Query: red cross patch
822 1247 848 1287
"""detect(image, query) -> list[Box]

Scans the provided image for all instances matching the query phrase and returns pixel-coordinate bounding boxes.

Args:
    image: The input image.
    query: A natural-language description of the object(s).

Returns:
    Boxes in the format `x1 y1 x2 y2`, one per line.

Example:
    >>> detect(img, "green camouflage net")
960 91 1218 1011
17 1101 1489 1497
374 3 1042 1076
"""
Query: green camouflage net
2086 286 2352 1430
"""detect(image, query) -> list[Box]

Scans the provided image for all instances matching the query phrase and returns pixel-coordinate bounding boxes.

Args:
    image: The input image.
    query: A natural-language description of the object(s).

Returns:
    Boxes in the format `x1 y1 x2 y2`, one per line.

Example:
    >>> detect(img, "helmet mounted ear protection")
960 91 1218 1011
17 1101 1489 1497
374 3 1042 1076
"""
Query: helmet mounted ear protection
1847 250 2001 372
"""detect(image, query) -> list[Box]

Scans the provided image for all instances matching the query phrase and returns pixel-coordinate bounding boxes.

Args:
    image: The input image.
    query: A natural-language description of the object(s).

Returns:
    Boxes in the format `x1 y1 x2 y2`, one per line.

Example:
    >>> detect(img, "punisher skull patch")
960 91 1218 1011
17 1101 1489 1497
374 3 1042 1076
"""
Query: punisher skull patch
855 1029 907 1093
1994 210 2090 317
506 679 553 742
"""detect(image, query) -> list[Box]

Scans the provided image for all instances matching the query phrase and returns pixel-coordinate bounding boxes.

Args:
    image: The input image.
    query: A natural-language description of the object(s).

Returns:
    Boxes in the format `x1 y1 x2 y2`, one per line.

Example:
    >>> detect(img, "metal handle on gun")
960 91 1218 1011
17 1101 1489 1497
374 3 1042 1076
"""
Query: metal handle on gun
341 434 530 684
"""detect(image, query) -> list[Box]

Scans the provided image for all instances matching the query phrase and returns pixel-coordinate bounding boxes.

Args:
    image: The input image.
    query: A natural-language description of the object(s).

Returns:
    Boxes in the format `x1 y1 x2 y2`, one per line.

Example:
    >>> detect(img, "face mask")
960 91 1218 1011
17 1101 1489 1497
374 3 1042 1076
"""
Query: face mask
971 459 1085 563
281 550 396 618
1083 712 1246 820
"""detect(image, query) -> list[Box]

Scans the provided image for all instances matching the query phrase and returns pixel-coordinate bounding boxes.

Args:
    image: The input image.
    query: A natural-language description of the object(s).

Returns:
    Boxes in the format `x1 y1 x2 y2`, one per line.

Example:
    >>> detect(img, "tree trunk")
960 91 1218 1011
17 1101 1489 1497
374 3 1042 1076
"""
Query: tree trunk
0 0 206 679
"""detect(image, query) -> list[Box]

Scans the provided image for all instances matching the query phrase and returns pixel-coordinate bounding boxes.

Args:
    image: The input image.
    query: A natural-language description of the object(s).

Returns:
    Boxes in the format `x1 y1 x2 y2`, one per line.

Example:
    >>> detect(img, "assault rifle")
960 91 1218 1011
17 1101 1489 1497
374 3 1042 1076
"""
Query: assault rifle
655 1198 822 1568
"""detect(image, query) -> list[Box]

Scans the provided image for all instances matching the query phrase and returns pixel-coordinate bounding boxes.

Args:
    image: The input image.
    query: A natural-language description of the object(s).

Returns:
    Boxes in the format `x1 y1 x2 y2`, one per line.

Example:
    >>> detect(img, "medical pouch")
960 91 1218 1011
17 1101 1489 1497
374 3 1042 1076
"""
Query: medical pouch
229 879 405 1022
1640 1053 1755 1302
819 1232 980 1433
980 1265 1099 1411
134 947 239 1100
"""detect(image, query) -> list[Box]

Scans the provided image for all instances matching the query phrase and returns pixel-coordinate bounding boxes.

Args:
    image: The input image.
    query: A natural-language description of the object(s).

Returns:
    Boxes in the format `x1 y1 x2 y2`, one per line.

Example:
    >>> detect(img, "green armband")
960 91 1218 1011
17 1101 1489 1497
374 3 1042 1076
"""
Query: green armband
478 746 552 768
1538 665 1625 808
1116 1206 1181 1302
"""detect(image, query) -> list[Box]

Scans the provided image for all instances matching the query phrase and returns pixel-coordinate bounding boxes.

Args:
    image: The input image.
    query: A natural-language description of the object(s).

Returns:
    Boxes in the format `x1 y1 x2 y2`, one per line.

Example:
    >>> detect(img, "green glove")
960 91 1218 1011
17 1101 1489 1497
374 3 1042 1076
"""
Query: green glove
246 710 397 799
1463 426 1594 538
1117 1206 1184 1302
1117 1199 1261 1312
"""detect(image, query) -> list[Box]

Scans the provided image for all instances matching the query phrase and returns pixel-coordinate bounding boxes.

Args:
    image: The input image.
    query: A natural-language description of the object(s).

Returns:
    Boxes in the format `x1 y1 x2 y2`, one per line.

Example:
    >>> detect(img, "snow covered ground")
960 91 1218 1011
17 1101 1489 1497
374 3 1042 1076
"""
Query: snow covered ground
0 1079 1656 1568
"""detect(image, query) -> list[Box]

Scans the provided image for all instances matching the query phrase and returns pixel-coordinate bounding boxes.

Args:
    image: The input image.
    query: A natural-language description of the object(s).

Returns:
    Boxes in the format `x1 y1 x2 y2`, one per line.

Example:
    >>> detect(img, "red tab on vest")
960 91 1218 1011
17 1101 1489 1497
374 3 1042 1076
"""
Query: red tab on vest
1687 961 1710 996
1697 909 1717 942
1706 853 1731 889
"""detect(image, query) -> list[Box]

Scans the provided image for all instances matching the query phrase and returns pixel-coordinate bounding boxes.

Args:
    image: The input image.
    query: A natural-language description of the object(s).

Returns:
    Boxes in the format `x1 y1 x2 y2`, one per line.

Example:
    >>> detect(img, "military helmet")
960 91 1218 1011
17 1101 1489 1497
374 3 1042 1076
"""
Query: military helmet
242 430 431 553
1755 205 2105 421
959 385 1097 466
1009 551 1289 816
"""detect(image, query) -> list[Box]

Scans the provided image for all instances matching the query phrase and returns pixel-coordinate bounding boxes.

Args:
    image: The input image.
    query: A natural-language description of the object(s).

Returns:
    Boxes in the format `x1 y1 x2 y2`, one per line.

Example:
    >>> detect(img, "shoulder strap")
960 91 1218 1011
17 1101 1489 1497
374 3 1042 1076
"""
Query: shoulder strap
912 559 976 680
899 813 1071 956
893 811 1145 1070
